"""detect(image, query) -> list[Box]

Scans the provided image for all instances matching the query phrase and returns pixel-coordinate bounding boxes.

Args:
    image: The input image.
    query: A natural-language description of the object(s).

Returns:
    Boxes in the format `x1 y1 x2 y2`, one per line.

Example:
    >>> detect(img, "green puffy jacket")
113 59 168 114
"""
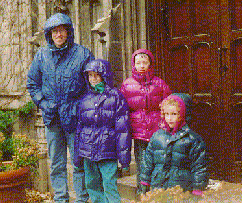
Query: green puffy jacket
140 124 209 191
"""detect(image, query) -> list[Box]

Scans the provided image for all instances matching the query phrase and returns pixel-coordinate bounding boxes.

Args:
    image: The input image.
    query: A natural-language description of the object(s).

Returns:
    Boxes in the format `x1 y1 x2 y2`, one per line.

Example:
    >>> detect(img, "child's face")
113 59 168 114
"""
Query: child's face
88 71 103 86
134 54 150 73
163 105 181 129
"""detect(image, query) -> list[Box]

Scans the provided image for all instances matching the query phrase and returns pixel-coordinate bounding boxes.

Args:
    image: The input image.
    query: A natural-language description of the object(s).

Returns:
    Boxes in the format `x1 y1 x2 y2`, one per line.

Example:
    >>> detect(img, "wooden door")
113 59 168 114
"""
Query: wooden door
149 0 242 181
220 0 242 182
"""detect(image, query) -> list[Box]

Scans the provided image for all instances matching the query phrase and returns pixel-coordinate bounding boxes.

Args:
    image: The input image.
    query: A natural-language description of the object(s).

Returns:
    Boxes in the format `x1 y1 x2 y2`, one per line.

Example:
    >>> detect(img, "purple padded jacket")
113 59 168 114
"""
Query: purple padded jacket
74 59 132 168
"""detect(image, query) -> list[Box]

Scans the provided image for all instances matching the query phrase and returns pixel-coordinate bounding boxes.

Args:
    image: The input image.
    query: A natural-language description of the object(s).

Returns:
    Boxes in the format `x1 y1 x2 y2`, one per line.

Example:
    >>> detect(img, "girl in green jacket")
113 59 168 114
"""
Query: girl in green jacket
140 93 209 196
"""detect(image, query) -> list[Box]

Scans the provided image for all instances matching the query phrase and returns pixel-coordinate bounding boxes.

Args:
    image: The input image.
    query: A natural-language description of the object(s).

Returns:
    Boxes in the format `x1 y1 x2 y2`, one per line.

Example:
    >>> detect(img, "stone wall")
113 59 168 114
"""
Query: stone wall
0 0 32 94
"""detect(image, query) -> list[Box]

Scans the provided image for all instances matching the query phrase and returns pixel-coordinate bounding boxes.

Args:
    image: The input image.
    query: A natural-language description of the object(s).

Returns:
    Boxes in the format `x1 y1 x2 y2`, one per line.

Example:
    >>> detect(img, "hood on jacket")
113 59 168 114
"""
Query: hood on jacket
160 93 192 135
131 49 155 83
44 13 74 51
172 93 192 124
84 59 114 90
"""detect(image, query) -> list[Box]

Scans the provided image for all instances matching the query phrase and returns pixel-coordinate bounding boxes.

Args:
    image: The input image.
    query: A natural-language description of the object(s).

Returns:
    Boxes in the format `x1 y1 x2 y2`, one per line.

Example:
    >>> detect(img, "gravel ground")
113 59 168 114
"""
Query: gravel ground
133 179 242 203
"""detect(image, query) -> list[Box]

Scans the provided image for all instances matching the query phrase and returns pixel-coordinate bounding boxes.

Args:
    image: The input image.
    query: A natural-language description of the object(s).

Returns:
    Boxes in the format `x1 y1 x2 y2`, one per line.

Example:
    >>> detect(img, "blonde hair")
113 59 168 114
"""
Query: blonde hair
160 99 181 117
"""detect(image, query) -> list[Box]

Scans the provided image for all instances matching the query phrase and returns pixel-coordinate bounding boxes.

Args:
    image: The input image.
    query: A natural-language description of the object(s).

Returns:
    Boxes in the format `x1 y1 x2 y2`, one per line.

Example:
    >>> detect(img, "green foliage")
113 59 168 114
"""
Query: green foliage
12 134 40 173
0 137 14 161
0 101 35 137
175 0 186 3
0 110 15 136
0 133 40 173
0 163 12 172
0 100 36 163
17 100 36 116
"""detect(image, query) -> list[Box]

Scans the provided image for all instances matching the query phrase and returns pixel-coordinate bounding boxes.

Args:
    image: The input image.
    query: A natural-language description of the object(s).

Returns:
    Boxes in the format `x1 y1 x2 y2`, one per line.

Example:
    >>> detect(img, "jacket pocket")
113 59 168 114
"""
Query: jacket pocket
39 100 58 126
102 130 116 151
78 128 93 144
63 75 75 92
172 170 192 190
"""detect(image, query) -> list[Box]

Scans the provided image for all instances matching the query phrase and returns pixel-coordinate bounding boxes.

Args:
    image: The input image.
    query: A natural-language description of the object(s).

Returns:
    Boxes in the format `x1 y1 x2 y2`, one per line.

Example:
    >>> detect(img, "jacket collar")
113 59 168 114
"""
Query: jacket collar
89 85 112 105
169 124 190 143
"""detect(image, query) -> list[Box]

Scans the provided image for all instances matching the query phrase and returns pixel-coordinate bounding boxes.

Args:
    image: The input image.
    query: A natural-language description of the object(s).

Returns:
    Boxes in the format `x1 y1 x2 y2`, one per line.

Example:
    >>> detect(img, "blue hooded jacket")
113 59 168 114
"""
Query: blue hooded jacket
27 13 94 132
74 59 132 168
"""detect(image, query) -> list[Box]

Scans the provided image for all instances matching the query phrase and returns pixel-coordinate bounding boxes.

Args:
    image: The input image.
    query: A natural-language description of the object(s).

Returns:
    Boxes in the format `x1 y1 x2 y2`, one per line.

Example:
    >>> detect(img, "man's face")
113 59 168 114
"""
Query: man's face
88 71 103 86
51 25 68 48
134 54 150 73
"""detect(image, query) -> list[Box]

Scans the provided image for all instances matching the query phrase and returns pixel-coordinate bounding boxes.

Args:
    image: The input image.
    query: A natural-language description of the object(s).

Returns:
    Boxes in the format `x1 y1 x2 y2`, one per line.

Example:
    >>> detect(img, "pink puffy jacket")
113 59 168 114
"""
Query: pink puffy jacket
120 49 171 142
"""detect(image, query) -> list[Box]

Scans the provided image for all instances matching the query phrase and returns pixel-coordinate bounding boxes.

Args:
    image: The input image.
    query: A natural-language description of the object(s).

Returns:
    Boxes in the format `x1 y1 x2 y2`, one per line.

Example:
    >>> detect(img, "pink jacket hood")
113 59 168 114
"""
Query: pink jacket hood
131 49 155 84
160 94 187 135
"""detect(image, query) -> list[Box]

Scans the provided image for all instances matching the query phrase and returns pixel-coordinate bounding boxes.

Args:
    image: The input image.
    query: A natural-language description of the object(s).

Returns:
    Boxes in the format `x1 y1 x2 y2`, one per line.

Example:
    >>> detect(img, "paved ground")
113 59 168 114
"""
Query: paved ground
41 180 242 203
40 149 242 202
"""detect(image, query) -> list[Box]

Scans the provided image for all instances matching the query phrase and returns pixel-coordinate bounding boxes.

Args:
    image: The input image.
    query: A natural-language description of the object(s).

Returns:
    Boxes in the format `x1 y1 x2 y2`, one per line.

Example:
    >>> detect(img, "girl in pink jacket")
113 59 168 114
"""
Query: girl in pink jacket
120 49 171 194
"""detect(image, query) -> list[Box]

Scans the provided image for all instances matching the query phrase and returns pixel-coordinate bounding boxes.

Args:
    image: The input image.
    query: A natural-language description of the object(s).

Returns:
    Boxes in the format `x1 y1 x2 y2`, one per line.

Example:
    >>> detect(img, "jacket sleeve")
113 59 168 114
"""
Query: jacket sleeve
115 92 132 168
26 49 44 107
140 137 155 185
189 138 209 190
73 113 84 169
59 99 81 133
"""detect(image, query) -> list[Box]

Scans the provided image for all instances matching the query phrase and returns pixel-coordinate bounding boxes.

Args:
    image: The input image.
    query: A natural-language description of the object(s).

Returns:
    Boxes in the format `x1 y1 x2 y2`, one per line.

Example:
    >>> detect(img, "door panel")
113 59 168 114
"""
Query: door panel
151 0 242 182
192 43 212 93
166 46 190 93
231 40 242 94
222 0 242 181
151 0 221 179
231 0 242 30
190 1 217 35
170 2 189 37
166 1 220 178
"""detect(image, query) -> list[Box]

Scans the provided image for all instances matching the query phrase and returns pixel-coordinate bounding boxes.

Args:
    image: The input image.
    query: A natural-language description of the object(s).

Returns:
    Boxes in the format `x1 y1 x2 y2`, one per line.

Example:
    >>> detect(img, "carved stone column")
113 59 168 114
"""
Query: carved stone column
91 10 111 59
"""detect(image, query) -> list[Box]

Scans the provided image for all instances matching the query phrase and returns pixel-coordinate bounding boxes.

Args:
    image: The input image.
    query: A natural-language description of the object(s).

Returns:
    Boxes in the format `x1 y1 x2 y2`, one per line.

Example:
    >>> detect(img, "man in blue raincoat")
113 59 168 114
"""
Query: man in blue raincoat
27 13 94 203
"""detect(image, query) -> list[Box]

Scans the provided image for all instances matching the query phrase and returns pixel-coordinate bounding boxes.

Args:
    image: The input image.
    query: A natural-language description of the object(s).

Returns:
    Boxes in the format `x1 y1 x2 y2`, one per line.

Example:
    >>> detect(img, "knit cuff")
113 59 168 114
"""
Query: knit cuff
192 190 203 196
140 181 150 186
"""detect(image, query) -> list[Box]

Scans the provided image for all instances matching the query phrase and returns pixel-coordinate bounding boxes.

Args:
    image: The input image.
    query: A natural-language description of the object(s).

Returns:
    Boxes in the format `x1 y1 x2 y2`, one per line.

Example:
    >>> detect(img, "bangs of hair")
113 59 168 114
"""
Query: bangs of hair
134 53 152 64
160 99 180 112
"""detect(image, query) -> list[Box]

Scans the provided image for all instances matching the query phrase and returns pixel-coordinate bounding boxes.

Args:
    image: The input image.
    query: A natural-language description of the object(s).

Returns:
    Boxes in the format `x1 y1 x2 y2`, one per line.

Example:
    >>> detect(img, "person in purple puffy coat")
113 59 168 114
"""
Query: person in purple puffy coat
120 49 171 194
75 59 131 203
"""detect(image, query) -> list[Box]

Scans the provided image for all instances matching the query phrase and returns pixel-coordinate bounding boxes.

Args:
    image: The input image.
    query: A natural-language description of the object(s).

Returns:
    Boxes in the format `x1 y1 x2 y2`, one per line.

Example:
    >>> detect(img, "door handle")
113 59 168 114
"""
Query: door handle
218 47 228 77
162 1 170 40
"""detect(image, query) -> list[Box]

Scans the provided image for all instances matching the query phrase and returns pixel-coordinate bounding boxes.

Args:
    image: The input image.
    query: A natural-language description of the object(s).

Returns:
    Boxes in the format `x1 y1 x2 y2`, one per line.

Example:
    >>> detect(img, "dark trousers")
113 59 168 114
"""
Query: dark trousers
134 139 149 194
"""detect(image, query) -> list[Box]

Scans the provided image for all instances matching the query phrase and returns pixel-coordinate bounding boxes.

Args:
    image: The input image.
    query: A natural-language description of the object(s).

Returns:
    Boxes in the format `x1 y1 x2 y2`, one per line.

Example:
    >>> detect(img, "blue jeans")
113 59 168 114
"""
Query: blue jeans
45 124 89 203
84 158 121 203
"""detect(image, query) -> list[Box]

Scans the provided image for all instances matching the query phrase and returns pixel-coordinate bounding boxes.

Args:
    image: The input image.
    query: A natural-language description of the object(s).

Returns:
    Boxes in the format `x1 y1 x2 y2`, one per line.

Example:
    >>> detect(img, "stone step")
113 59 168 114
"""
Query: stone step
118 160 137 178
117 174 139 201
